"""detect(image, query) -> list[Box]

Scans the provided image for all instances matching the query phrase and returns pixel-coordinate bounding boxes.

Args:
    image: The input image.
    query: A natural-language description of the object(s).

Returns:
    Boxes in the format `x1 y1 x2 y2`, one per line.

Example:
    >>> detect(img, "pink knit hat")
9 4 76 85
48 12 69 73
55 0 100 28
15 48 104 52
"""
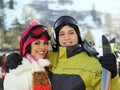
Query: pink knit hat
20 20 50 57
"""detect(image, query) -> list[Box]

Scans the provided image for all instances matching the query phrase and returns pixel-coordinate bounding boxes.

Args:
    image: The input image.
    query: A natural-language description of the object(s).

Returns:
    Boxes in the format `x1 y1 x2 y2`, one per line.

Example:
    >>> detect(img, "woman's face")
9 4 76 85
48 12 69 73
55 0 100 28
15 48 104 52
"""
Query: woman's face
31 40 49 59
59 25 78 46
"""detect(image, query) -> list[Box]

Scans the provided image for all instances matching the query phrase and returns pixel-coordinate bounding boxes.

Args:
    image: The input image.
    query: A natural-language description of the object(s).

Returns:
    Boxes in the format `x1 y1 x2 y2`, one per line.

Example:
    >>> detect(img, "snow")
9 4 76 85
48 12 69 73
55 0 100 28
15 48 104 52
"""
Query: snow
3 0 120 55
91 29 103 56
4 0 33 28
4 0 120 29
49 0 120 15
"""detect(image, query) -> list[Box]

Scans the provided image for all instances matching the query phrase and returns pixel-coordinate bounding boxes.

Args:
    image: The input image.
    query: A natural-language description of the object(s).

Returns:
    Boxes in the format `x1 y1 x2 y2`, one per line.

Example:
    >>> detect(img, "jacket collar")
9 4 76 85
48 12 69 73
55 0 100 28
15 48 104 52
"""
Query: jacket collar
59 45 83 58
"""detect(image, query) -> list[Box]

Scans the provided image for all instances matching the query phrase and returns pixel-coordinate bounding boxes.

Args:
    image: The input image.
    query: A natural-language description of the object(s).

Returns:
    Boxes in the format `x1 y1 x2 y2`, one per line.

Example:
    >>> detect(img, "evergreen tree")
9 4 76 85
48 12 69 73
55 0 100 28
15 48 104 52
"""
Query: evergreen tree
21 5 36 28
91 4 102 28
0 0 5 30
104 13 117 40
84 27 94 42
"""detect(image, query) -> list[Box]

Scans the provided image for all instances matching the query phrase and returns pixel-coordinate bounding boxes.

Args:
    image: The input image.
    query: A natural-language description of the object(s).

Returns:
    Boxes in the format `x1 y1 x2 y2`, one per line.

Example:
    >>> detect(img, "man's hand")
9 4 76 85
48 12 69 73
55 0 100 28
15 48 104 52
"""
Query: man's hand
99 53 117 78
5 52 22 73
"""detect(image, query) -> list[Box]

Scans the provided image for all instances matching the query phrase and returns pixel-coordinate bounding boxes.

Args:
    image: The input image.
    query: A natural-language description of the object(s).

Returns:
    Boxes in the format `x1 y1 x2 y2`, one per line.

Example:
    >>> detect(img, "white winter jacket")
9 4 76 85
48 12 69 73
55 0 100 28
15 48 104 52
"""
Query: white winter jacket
3 57 51 90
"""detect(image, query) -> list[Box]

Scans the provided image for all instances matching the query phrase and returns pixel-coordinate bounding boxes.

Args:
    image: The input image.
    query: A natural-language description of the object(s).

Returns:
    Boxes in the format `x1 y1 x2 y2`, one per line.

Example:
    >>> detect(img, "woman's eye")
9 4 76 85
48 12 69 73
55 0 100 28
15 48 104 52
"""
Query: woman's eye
34 42 40 45
44 42 49 45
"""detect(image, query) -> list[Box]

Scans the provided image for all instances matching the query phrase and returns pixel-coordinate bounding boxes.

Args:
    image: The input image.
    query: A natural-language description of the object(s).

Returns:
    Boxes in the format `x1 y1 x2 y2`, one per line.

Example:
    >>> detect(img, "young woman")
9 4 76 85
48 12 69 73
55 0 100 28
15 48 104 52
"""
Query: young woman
4 20 51 90
48 15 120 90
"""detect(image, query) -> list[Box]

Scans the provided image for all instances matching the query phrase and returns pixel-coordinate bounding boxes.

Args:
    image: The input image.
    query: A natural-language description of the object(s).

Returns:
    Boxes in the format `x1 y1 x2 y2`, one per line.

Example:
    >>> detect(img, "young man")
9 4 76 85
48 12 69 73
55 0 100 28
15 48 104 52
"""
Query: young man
48 15 120 90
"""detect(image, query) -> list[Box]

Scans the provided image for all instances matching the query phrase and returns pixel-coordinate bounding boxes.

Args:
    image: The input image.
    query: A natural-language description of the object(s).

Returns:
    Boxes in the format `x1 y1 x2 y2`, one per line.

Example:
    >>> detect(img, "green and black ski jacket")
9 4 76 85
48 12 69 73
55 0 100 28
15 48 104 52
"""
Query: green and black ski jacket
48 45 120 90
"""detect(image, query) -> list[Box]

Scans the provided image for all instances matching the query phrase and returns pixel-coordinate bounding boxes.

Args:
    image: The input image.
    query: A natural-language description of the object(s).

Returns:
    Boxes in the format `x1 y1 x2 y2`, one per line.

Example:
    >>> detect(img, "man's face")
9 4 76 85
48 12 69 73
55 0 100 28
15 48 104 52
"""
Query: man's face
59 25 78 46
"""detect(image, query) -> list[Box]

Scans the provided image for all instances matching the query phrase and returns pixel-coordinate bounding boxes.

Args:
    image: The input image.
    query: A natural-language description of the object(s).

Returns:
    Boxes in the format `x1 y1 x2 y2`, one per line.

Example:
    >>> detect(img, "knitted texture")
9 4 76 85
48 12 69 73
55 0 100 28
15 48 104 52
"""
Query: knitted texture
32 71 51 90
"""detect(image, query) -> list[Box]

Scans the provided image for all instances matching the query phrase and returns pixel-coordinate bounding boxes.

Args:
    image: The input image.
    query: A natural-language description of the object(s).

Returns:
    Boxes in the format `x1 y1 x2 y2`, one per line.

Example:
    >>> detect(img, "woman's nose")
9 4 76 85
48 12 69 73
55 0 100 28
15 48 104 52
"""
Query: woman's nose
39 43 45 49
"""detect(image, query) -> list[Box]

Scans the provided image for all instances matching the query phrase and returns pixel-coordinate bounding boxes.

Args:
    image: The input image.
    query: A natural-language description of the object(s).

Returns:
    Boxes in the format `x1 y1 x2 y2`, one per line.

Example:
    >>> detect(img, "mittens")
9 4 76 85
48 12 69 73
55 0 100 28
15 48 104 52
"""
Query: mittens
5 52 22 73
32 59 51 90
99 53 117 78
32 71 49 84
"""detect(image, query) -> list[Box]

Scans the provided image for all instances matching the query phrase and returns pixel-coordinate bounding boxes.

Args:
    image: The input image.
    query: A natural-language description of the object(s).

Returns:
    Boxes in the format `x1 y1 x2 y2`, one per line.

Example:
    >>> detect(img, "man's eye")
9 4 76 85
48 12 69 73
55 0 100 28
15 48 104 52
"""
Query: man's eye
69 32 74 34
59 33 64 36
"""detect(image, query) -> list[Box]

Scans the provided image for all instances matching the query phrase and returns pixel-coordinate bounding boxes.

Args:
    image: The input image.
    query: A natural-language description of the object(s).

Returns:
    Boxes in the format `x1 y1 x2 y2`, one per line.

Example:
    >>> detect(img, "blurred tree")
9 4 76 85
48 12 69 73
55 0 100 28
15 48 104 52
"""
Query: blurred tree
84 27 94 42
11 5 36 36
0 0 5 30
6 0 16 9
91 4 102 28
104 13 117 39
0 29 4 48
115 30 120 50
58 0 73 5
104 13 120 49
2 32 19 48
21 5 36 28
9 0 14 9
11 18 23 35
0 0 7 48
45 22 52 35
45 22 54 51
4 5 37 49
0 0 17 48
91 4 97 21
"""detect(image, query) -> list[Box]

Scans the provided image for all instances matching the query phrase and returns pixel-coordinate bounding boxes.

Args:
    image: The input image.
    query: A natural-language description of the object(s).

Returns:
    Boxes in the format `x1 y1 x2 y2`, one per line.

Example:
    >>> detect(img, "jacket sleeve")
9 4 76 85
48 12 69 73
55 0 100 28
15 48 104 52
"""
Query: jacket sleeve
4 73 18 90
111 74 120 90
4 58 32 90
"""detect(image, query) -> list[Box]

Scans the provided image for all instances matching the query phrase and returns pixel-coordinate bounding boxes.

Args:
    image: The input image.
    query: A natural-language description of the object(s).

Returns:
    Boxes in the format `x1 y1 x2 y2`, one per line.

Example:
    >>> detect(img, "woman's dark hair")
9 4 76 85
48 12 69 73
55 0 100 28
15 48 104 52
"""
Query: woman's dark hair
26 44 31 54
